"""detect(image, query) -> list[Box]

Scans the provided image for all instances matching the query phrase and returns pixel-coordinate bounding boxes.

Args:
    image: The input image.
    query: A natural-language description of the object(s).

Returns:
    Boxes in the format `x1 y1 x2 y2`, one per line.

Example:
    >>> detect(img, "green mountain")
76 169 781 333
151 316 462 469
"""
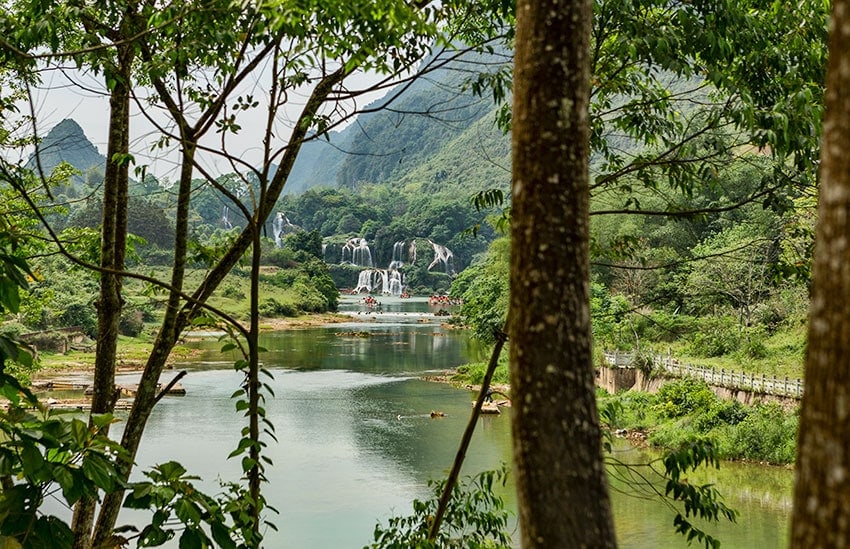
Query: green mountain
286 49 512 196
28 118 106 184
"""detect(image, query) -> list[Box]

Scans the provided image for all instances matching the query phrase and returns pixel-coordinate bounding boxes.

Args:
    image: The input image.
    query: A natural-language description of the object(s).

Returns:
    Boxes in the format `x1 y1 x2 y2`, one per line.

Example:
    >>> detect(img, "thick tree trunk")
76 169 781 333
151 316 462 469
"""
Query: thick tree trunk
791 0 850 545
509 0 617 546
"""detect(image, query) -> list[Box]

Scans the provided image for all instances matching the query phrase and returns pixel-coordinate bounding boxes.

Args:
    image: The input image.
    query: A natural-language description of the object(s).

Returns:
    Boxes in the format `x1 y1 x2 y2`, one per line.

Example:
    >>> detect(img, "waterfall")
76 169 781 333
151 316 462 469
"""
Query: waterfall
388 240 406 270
222 205 233 229
427 240 455 274
379 269 390 294
388 270 403 296
353 269 374 293
352 268 404 296
272 212 287 248
342 237 373 267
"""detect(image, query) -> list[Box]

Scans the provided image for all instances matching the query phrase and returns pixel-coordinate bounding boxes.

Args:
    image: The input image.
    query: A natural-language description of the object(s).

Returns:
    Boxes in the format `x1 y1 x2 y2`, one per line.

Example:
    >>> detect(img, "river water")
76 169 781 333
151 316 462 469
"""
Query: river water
113 296 792 547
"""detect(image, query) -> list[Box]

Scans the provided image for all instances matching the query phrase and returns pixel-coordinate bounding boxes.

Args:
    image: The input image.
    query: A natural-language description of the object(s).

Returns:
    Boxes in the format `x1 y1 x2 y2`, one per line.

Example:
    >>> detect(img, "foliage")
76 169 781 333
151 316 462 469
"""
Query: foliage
721 402 798 464
367 465 512 549
0 381 125 548
655 378 719 419
123 461 242 548
662 441 738 549
449 237 509 342
685 316 742 358
284 230 323 260
451 354 510 386
118 308 145 337
599 379 799 465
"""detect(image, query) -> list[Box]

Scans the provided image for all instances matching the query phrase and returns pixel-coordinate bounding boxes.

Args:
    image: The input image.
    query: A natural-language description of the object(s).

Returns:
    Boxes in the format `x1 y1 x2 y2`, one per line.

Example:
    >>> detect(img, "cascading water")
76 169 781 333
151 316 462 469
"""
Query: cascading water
352 268 404 296
340 237 453 295
388 241 406 270
272 212 295 248
353 270 375 293
427 240 455 275
388 270 403 296
342 238 373 267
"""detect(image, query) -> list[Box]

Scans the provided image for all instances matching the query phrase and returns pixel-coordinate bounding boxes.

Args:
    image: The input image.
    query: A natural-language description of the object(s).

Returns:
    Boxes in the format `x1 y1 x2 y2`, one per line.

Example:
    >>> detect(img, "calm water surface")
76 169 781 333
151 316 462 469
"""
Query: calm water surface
117 296 791 548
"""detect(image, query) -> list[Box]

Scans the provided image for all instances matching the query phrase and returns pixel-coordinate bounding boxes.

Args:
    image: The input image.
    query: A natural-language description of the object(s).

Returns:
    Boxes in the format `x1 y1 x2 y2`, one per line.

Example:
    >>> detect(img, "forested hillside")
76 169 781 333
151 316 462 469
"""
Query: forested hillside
34 48 513 297
287 48 511 194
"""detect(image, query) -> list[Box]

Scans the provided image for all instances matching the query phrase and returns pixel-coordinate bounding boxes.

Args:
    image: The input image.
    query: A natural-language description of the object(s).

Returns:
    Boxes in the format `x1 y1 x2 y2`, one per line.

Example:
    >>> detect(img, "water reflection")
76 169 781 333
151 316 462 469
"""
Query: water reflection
122 310 791 548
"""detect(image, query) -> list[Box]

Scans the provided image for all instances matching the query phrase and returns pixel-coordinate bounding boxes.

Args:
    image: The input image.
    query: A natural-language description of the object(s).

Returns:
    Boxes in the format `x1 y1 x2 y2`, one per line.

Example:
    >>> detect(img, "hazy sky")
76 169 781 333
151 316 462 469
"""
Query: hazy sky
25 61 393 181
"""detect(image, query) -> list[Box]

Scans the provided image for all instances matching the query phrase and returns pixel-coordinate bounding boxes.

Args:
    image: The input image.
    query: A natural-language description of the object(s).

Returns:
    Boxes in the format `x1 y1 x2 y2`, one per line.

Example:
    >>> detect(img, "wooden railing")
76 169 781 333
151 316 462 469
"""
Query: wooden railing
602 350 804 399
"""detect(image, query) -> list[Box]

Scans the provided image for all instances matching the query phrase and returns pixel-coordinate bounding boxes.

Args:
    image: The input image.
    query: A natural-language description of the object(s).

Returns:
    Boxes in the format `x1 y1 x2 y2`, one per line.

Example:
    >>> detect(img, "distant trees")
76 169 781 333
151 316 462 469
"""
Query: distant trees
1 0 488 546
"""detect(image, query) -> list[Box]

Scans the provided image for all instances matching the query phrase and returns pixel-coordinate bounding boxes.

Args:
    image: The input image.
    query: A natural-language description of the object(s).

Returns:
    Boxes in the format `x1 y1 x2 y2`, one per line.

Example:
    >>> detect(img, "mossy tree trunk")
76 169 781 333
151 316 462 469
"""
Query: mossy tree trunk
791 0 850 545
509 0 617 545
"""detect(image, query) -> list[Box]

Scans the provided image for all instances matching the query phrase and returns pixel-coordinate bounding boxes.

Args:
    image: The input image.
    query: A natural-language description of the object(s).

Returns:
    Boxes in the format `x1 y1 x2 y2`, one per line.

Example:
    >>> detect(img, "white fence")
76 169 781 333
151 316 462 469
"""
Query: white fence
602 350 804 399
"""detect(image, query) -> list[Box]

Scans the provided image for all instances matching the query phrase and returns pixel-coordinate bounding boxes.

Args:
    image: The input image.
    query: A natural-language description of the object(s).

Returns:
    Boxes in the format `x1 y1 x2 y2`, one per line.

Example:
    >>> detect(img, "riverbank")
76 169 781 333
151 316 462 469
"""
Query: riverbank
443 361 798 466
31 312 353 377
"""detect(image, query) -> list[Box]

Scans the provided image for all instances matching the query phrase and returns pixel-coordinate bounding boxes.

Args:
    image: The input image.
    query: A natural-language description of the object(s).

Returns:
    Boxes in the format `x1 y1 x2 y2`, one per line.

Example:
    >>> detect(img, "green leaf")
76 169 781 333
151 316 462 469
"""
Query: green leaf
179 528 205 549
210 521 237 549
82 453 116 491
176 498 202 525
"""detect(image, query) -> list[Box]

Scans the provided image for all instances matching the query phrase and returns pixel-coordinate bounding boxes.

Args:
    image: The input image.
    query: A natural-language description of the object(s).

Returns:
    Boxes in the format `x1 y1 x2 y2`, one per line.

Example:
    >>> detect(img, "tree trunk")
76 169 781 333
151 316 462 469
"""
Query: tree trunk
92 137 196 547
791 0 850 545
92 67 347 541
72 43 133 549
509 0 617 546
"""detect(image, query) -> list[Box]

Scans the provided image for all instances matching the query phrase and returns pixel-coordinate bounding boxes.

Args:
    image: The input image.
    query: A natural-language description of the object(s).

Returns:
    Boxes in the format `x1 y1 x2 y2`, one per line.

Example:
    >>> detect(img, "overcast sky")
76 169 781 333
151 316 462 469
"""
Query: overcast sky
24 61 393 182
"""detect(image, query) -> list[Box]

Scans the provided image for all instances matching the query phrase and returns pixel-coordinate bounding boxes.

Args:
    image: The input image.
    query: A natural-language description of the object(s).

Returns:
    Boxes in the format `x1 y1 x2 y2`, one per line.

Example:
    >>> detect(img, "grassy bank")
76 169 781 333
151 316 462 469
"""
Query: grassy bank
448 346 799 466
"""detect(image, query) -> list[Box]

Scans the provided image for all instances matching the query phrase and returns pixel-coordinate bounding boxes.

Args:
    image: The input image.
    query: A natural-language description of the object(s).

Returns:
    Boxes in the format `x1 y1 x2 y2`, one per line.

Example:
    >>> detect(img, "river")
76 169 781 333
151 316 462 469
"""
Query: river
112 296 792 547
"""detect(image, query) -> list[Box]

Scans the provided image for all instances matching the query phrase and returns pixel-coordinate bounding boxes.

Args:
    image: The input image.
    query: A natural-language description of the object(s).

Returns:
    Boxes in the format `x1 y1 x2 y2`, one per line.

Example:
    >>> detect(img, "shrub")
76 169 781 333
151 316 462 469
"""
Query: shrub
648 417 704 449
654 378 718 419
723 402 798 464
737 327 768 359
119 309 145 337
293 280 329 313
259 298 297 318
58 301 97 338
687 317 740 357
693 399 749 431
222 283 245 300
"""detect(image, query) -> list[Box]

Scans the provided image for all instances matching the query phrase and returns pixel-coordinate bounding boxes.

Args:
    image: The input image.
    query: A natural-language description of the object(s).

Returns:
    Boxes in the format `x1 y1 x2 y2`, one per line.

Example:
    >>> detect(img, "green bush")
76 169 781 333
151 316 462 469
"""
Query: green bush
737 327 768 359
721 402 798 464
259 298 297 318
648 417 704 449
654 378 719 419
451 356 510 386
222 283 245 300
293 280 329 313
693 399 749 431
58 301 97 338
119 309 145 337
687 317 740 357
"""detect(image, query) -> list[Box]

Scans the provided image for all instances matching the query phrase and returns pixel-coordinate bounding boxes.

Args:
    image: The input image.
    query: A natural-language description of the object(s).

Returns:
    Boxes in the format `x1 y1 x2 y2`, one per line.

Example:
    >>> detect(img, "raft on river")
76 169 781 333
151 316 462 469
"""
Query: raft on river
85 383 186 397
474 402 501 414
